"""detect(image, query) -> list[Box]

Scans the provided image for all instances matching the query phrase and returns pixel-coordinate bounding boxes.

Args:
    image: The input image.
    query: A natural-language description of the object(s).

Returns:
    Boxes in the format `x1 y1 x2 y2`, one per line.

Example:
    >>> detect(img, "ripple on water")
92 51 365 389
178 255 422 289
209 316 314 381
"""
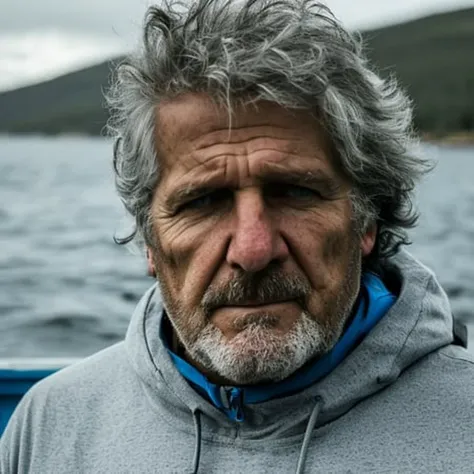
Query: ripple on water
444 284 468 299
38 313 99 330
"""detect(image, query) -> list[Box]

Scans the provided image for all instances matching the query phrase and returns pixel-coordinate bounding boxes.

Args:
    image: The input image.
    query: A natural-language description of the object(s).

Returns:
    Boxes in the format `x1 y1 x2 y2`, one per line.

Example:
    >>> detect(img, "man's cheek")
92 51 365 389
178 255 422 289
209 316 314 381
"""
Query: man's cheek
320 226 354 262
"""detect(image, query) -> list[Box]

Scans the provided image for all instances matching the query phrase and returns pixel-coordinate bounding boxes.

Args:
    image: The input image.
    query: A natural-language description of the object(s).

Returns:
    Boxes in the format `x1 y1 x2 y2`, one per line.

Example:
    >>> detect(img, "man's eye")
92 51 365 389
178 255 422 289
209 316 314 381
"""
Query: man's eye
184 195 213 210
270 184 321 200
180 189 231 212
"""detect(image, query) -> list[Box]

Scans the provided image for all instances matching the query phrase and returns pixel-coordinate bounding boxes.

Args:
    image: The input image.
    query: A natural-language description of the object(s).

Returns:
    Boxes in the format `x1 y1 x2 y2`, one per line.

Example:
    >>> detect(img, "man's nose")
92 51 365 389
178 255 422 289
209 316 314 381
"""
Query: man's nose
226 191 289 272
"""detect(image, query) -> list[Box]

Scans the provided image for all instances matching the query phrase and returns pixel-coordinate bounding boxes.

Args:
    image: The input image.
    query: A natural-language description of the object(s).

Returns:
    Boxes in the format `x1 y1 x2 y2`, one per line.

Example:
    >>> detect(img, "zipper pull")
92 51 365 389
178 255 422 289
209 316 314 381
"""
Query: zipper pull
220 387 245 422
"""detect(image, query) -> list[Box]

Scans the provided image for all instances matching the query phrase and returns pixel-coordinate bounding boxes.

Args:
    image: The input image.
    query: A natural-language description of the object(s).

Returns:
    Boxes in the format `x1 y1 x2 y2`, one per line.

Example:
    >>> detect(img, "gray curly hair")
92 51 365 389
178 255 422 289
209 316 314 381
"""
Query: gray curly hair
106 0 431 273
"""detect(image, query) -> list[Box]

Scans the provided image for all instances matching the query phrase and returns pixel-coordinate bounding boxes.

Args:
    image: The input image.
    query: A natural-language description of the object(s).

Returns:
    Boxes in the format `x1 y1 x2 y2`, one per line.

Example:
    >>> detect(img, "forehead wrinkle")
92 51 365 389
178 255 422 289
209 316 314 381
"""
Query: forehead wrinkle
156 121 294 174
190 143 295 170
176 144 333 188
260 156 333 178
157 99 307 151
171 152 333 193
192 125 300 151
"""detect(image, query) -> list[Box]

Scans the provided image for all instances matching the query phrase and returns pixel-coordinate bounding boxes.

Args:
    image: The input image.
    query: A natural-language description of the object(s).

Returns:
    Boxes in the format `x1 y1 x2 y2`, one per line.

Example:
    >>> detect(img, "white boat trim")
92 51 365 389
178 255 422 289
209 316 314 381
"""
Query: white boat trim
0 358 82 370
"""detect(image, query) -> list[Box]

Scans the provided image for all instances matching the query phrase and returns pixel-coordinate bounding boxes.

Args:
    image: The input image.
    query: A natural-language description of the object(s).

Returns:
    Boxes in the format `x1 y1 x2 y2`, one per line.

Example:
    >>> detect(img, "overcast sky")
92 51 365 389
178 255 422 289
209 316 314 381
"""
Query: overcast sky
1 0 474 92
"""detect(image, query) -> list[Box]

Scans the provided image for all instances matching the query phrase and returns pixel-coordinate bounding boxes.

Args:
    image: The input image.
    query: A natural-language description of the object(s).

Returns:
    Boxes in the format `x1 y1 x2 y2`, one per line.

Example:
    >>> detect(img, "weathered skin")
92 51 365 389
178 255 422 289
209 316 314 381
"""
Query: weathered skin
147 94 376 384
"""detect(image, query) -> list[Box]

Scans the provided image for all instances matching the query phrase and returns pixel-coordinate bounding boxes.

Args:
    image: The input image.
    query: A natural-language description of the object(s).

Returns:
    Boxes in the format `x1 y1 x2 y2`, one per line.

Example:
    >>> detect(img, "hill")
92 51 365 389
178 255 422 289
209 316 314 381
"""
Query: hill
0 60 119 135
0 7 473 135
363 8 474 134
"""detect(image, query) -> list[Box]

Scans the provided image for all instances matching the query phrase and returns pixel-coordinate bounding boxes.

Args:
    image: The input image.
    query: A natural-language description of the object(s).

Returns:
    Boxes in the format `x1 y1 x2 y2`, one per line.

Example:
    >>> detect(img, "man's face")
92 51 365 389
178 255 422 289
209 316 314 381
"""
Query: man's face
148 94 375 385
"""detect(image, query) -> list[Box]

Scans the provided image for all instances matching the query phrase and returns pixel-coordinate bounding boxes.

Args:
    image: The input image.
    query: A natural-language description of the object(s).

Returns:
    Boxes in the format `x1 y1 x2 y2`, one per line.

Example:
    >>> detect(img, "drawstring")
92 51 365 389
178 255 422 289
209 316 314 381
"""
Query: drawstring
191 399 321 474
295 397 323 474
191 410 202 474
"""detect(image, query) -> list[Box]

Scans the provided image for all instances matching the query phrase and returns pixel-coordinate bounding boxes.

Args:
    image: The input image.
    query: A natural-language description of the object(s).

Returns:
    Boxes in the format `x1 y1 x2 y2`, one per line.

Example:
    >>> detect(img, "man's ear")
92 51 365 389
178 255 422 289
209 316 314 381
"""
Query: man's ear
361 222 377 257
146 247 156 278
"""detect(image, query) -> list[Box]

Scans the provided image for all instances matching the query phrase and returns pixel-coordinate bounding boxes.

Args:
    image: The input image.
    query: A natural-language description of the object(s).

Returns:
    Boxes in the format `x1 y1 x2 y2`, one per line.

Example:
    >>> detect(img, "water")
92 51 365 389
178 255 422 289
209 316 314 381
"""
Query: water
1 136 473 356
0 136 150 357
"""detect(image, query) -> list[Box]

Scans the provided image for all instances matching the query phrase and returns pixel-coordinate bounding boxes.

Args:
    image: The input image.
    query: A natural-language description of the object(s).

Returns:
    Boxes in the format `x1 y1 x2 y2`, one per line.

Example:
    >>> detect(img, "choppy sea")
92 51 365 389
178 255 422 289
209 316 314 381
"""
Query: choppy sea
1 136 473 356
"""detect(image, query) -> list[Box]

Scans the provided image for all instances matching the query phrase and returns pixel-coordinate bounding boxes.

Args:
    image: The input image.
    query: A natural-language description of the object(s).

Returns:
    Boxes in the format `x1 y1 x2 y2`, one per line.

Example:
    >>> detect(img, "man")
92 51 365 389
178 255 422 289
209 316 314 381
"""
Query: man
1 0 473 472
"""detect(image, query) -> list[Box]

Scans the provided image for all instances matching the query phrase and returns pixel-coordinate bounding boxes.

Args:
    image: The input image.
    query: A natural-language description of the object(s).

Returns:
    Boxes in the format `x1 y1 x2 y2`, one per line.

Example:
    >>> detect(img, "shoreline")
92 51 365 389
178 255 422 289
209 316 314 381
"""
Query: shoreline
422 131 474 147
2 131 474 147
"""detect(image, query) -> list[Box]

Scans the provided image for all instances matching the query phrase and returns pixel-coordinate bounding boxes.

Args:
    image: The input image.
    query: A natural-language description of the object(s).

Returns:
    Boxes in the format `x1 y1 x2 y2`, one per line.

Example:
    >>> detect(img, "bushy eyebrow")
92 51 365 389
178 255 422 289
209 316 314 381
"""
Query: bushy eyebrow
164 185 218 211
163 168 225 211
262 168 342 195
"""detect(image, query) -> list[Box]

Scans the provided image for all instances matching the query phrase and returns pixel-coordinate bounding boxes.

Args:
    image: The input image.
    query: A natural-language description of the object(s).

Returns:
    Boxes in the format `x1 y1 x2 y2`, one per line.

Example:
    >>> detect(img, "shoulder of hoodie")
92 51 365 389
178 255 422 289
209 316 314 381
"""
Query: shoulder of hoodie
363 343 474 432
0 342 141 469
36 341 131 393
398 342 474 404
5 342 135 428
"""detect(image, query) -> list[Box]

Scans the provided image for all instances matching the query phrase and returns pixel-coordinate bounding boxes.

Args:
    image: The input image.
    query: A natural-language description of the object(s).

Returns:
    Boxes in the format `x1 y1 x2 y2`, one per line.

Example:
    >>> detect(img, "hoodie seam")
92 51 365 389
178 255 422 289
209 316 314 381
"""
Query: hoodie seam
128 285 167 385
140 290 201 419
438 352 474 366
198 431 323 449
387 272 432 377
141 286 163 377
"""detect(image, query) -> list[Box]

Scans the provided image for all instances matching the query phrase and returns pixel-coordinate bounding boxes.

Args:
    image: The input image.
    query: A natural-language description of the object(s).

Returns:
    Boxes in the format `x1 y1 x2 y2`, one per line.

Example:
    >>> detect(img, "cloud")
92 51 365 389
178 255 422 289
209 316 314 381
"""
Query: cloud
0 31 125 92
0 0 150 40
1 0 473 37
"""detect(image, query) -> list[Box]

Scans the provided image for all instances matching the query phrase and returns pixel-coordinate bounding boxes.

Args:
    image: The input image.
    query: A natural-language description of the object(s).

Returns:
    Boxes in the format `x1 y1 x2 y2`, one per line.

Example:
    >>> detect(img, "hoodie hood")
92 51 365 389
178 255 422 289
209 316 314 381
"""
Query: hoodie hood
124 249 454 440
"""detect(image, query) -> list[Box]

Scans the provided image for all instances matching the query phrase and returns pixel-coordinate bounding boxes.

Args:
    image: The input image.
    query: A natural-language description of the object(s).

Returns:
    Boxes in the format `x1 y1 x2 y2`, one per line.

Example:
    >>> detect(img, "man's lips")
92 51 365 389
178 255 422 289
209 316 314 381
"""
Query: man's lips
218 299 296 308
210 301 302 334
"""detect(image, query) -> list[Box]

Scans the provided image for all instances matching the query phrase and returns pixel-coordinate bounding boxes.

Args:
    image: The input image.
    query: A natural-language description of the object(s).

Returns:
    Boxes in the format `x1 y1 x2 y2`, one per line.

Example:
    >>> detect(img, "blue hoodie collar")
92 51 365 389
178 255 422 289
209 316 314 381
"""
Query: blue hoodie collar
163 272 395 422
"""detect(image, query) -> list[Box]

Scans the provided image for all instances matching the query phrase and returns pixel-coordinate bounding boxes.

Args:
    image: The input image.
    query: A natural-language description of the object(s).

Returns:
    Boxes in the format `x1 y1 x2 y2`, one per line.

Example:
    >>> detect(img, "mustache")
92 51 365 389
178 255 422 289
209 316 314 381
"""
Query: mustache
201 269 311 315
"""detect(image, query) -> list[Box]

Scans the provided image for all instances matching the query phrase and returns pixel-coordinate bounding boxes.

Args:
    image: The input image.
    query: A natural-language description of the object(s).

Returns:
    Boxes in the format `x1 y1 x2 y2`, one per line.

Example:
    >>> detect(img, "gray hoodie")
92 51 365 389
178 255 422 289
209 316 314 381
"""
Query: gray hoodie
1 250 473 474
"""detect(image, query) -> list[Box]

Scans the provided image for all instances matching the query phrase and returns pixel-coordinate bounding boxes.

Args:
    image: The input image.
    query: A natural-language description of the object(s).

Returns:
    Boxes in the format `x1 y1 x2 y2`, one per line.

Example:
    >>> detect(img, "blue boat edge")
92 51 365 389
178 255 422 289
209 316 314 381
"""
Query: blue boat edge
0 358 82 437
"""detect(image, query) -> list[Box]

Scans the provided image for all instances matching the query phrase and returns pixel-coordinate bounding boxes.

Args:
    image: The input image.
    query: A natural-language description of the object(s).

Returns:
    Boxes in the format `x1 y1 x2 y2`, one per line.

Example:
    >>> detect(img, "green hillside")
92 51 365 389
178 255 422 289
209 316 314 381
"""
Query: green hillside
0 60 119 135
363 8 474 134
0 7 473 135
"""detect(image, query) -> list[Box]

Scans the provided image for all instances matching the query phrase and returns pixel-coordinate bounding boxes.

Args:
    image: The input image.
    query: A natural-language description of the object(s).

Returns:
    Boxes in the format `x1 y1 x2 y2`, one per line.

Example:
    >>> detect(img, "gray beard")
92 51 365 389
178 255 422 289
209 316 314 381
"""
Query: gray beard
187 310 342 385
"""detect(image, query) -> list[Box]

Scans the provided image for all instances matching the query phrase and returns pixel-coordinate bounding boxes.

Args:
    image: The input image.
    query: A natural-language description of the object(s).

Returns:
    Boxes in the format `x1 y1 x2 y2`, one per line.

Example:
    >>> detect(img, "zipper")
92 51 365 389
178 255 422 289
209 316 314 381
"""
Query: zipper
220 386 245 422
